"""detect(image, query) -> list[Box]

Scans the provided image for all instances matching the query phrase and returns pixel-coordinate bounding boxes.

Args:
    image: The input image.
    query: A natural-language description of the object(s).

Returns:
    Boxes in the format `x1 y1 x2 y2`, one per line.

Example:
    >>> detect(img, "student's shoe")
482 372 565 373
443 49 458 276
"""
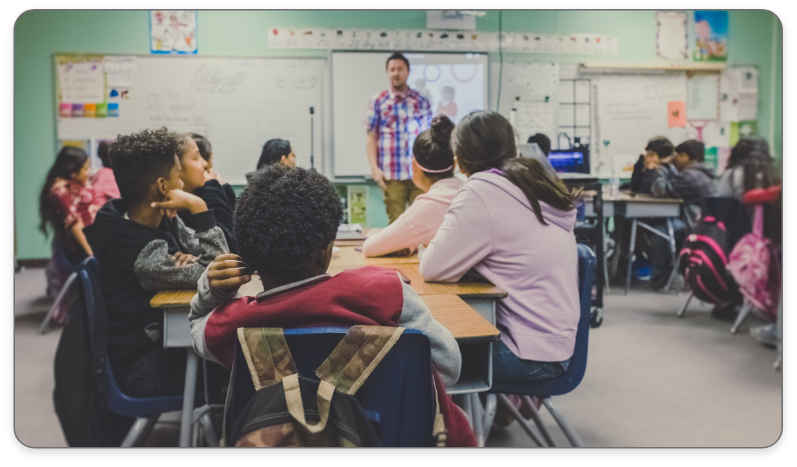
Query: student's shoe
750 323 779 348
711 297 742 322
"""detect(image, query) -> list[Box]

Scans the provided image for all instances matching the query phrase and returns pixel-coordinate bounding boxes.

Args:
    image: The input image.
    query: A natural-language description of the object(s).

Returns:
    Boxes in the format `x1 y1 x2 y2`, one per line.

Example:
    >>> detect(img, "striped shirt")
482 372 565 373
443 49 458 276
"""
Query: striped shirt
364 87 432 180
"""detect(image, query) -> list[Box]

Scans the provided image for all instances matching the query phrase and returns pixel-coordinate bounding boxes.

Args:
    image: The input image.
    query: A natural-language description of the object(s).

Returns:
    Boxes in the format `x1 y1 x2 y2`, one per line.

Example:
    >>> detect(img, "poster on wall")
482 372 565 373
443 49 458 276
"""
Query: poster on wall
655 11 688 60
150 10 198 54
693 10 728 62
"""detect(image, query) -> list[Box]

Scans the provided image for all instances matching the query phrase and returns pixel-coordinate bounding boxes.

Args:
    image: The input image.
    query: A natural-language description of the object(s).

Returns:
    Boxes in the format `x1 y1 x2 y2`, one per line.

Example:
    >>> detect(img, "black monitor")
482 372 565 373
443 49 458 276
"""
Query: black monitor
548 145 590 174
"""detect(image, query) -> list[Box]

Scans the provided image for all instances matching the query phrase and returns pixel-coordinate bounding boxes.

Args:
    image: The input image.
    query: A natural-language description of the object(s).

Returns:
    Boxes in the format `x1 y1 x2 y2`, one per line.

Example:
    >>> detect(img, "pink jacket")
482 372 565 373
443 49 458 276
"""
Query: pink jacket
91 167 120 205
421 171 579 362
363 177 463 257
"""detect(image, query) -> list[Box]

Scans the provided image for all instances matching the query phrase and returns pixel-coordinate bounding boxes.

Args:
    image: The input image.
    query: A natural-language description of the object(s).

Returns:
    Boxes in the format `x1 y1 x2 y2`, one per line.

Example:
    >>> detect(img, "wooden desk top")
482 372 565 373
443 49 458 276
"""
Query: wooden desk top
150 290 499 343
327 263 507 298
332 246 420 267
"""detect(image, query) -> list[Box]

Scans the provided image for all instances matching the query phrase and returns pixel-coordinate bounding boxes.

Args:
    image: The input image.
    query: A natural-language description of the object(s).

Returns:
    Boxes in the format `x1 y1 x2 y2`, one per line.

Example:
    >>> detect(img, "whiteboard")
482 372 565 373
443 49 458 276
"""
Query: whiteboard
590 73 688 177
332 52 488 177
57 56 325 185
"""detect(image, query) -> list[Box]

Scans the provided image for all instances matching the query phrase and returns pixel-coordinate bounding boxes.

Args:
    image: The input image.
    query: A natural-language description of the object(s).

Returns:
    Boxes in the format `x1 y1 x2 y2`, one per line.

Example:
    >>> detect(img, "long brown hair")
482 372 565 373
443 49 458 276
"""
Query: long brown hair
413 114 456 180
39 146 89 236
453 110 575 225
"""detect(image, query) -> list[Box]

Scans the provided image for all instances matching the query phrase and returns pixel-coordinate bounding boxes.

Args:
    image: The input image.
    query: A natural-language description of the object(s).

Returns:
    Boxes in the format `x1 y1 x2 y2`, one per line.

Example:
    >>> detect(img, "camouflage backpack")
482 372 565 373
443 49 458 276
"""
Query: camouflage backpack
223 326 446 447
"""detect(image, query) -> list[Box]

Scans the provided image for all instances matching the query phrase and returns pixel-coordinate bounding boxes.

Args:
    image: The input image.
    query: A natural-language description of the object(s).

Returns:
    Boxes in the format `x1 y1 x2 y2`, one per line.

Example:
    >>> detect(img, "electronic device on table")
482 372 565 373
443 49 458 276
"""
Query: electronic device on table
548 145 590 174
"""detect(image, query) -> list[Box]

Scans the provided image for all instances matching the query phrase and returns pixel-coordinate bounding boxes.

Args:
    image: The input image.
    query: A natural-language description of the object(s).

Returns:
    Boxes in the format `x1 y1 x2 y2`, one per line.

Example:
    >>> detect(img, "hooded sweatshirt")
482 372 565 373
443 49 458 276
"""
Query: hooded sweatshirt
651 162 717 228
84 199 228 374
362 177 463 257
421 170 579 362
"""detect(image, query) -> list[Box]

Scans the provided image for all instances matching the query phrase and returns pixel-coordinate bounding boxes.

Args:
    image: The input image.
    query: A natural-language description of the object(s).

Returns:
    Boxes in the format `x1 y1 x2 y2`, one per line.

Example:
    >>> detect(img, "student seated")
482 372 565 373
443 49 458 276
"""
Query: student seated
188 164 475 446
244 138 297 182
176 133 238 253
362 115 463 257
527 133 551 156
717 137 780 199
84 128 228 397
421 111 579 390
627 136 675 194
91 140 120 205
39 146 97 297
645 139 717 288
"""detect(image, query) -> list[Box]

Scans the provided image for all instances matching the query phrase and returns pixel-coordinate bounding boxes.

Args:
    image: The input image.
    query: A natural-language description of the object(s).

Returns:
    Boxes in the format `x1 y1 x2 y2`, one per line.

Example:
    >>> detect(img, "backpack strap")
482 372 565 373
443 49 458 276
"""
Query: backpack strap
237 327 298 390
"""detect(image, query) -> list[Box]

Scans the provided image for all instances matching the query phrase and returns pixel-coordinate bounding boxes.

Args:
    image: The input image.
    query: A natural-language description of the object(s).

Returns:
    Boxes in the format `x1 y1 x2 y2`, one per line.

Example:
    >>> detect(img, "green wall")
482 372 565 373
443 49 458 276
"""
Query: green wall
15 10 782 259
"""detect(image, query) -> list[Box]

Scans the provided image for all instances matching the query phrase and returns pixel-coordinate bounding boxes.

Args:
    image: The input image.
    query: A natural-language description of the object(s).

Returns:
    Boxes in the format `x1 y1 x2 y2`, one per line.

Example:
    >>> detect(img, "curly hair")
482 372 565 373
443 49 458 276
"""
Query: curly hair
234 165 343 279
110 128 179 203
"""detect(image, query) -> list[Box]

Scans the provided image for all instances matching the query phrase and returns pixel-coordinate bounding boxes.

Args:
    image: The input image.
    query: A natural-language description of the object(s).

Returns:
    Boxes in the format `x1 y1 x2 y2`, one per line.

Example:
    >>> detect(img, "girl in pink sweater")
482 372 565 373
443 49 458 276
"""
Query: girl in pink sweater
363 115 463 257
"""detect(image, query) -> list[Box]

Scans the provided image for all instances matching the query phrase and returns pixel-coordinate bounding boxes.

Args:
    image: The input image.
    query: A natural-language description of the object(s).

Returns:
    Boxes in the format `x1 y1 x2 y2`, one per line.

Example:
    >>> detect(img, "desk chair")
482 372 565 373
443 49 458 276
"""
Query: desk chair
225 327 436 447
38 241 82 334
485 244 596 447
79 258 191 447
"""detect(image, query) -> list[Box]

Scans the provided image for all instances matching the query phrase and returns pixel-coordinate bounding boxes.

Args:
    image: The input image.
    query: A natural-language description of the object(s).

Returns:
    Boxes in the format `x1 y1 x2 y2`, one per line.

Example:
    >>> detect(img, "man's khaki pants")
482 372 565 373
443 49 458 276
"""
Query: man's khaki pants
383 179 424 224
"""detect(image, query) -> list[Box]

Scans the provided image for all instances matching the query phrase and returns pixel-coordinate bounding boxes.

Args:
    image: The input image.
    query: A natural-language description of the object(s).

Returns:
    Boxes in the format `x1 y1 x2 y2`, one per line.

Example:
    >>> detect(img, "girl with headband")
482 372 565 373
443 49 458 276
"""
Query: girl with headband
362 115 463 257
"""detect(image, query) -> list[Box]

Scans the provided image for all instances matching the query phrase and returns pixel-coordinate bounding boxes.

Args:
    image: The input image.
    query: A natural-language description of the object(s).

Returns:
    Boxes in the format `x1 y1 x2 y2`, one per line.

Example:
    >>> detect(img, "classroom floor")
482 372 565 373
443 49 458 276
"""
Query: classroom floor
14 267 782 448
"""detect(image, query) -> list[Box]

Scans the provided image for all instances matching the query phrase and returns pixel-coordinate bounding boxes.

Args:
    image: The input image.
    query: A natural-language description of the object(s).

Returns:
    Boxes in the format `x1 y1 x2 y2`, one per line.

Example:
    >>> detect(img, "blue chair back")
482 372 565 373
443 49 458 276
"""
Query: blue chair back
53 237 83 274
78 257 183 418
492 243 596 397
227 327 436 447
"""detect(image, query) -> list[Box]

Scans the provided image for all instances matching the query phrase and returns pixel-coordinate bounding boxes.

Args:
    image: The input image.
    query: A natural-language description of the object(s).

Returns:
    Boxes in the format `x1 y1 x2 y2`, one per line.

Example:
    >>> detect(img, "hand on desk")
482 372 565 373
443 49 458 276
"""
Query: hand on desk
208 253 254 295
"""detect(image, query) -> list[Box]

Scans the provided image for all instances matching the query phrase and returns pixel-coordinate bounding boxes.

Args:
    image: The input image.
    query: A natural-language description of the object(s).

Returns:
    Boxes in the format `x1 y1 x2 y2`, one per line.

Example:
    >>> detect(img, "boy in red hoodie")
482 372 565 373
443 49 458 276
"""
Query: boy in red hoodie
188 164 475 446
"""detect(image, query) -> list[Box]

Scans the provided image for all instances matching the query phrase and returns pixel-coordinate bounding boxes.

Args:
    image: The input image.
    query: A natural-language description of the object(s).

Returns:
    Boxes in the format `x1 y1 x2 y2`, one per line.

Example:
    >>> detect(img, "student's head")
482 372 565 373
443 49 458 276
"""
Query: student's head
111 128 183 205
38 145 91 235
97 141 113 169
741 149 780 192
527 133 551 156
189 132 213 169
385 52 410 90
442 85 455 101
728 137 770 170
257 138 296 170
674 140 705 171
234 165 344 282
645 137 675 162
452 110 574 225
175 134 208 193
412 115 456 190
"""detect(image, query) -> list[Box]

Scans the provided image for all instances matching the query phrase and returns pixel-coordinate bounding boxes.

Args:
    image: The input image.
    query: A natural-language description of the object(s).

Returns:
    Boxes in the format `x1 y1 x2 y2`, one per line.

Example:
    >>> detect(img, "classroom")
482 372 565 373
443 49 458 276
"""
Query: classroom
13 9 783 451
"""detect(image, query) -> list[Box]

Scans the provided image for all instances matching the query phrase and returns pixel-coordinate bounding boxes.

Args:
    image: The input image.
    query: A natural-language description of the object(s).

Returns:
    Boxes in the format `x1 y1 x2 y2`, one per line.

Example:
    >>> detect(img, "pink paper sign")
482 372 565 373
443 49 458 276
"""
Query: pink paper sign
668 101 687 128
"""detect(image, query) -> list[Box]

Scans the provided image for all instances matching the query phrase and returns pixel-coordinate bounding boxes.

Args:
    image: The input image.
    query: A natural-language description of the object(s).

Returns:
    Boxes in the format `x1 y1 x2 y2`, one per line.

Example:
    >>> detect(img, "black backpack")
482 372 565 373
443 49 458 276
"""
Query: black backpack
678 215 739 305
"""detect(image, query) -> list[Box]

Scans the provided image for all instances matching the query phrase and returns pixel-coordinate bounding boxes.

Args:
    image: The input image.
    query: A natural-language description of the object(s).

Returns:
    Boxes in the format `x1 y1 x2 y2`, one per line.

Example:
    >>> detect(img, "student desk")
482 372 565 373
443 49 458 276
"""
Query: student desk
151 281 500 446
585 191 682 293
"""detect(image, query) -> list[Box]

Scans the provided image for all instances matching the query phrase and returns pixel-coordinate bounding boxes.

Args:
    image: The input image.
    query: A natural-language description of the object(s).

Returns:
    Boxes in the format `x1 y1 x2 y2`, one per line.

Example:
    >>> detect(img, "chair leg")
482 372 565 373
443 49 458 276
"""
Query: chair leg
521 396 557 447
121 416 156 447
541 397 585 447
38 272 78 335
469 393 485 447
179 350 199 447
462 393 474 430
200 412 219 447
482 394 497 443
626 220 638 295
497 395 547 447
677 292 693 318
731 301 754 334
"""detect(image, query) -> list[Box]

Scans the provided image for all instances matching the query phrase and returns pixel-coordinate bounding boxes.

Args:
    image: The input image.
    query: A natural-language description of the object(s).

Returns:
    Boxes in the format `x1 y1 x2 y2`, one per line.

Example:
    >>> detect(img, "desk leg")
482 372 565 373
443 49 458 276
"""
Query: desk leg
663 218 678 293
470 393 484 447
625 220 638 295
179 350 199 448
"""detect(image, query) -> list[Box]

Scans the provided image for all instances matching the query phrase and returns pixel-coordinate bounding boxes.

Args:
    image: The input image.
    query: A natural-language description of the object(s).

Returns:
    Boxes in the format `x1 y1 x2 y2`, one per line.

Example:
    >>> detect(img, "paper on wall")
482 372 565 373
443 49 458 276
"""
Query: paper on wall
58 60 105 103
514 100 557 144
656 11 689 60
737 92 758 121
686 73 719 120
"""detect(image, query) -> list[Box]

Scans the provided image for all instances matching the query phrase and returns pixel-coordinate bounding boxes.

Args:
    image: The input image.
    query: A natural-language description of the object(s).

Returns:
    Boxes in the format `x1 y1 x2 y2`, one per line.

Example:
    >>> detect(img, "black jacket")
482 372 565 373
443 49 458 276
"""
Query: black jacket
84 199 227 375
180 180 237 253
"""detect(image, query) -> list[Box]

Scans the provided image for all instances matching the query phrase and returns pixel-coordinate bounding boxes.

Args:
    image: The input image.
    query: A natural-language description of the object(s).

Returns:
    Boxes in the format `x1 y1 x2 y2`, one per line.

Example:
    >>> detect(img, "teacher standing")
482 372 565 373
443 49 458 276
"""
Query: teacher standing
365 52 433 224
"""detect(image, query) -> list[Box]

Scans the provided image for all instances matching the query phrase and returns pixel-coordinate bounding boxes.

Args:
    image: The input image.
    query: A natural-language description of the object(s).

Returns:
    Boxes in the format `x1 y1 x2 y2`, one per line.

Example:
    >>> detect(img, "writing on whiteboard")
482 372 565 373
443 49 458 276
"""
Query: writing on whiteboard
191 65 247 95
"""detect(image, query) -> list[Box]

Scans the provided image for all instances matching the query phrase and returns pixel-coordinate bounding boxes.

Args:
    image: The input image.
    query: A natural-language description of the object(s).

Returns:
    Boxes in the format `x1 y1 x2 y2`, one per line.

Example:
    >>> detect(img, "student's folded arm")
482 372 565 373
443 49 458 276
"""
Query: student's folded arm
174 211 229 265
133 239 208 291
362 215 421 257
650 166 675 198
188 265 239 364
420 188 492 282
397 281 461 387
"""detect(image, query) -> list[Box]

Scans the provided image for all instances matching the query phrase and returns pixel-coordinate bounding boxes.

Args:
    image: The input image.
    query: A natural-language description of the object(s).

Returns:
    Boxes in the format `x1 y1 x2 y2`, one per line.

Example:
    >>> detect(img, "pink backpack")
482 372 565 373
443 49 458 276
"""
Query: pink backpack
727 201 781 321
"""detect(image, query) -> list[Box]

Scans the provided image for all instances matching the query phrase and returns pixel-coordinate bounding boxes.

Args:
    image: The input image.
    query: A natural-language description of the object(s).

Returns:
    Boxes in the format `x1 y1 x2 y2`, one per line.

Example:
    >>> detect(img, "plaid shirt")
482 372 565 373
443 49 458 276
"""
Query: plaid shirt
364 87 432 180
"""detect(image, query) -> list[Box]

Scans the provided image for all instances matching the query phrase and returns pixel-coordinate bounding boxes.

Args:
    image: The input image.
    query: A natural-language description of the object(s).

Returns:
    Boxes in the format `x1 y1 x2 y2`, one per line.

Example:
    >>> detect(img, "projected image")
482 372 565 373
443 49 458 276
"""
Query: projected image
408 58 485 125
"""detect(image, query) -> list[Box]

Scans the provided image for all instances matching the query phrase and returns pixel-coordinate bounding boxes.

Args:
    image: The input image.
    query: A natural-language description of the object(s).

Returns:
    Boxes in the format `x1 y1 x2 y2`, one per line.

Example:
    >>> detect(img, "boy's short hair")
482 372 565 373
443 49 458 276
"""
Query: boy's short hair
97 141 113 168
675 140 705 163
111 128 179 203
257 139 292 170
386 52 410 71
645 136 675 159
527 133 551 156
235 165 343 279
189 133 212 161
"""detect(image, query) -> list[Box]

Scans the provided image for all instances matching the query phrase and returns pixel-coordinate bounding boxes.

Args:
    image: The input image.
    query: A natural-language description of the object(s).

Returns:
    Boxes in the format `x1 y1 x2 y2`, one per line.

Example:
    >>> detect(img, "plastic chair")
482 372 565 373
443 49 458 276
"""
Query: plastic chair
486 243 596 447
79 257 186 447
38 241 83 334
225 327 436 447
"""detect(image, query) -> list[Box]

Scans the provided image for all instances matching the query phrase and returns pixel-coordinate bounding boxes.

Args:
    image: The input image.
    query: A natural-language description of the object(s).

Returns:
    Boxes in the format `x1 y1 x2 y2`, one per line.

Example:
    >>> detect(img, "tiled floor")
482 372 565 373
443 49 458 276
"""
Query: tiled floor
14 267 782 448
